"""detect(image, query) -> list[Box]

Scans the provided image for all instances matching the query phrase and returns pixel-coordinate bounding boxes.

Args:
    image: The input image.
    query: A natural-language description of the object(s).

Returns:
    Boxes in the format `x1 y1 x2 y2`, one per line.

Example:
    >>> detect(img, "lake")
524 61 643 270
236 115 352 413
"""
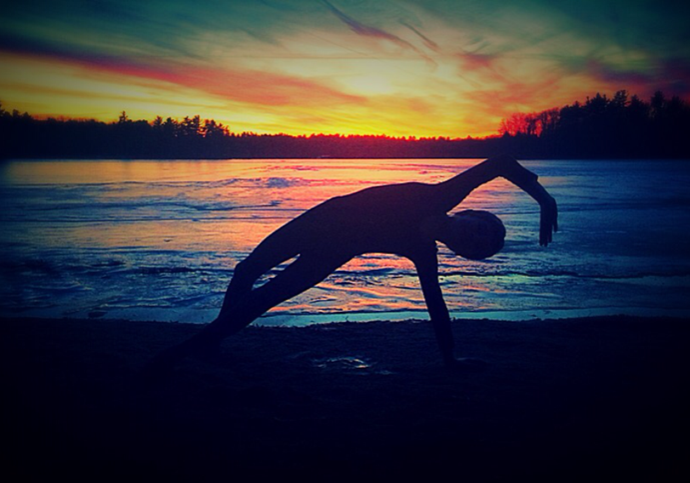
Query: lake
1 158 689 325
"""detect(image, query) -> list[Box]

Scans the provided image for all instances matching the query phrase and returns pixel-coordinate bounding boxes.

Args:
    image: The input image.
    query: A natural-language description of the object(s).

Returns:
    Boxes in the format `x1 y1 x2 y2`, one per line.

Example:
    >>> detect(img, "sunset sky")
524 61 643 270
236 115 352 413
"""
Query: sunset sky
1 0 689 137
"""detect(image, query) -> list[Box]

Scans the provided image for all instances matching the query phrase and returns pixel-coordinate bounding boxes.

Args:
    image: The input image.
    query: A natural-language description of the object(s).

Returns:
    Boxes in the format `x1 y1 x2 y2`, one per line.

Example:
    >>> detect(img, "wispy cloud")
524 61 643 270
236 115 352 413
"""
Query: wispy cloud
400 21 439 52
1 32 365 111
321 0 436 64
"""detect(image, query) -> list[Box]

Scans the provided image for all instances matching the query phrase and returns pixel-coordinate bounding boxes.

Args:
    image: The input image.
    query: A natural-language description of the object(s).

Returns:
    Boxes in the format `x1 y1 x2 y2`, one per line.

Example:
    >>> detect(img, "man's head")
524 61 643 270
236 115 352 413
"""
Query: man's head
438 210 506 260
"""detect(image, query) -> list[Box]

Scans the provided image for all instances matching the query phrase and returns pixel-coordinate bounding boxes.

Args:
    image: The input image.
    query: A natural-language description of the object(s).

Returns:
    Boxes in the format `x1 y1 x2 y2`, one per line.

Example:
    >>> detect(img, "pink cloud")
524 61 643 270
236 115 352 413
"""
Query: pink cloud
457 51 497 72
466 77 564 118
584 59 650 86
11 44 368 110
454 51 510 87
112 61 366 108
565 57 690 100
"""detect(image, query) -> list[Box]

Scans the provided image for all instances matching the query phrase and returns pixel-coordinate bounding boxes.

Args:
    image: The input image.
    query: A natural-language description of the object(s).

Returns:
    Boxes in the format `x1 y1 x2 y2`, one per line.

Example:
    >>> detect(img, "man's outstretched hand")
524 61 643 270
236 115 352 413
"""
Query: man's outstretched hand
486 155 558 246
538 186 558 246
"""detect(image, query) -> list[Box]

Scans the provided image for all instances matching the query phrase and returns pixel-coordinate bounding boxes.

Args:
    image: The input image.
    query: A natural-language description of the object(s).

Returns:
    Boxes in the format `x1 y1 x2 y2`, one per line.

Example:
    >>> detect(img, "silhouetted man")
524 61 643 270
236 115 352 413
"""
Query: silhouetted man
148 155 557 372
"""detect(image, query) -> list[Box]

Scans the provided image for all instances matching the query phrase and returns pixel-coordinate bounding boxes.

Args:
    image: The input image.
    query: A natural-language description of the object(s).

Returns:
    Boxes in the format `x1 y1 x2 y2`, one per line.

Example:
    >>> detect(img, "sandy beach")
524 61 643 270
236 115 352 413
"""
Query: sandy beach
2 315 689 482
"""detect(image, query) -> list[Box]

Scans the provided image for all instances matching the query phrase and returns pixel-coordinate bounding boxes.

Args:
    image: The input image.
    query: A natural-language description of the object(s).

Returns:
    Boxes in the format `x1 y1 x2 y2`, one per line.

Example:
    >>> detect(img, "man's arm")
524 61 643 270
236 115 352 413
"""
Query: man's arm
413 251 456 366
487 155 558 246
435 155 558 246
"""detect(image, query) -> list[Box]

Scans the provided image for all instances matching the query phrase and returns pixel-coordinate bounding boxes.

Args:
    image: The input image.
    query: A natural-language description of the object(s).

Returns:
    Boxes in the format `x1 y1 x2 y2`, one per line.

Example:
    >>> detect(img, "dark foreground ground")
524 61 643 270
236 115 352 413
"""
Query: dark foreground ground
2 315 689 482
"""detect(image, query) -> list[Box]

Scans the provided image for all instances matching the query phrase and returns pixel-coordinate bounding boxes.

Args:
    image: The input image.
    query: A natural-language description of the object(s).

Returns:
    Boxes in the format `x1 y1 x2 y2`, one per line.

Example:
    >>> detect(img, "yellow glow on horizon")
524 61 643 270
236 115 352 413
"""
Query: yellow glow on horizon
0 52 210 120
1 50 488 137
0 51 304 132
0 44 576 139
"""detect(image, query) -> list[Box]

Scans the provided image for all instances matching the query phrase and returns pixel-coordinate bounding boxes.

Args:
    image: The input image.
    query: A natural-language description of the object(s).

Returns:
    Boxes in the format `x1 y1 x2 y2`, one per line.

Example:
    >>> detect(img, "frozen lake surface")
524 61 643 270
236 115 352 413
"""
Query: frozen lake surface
1 158 689 325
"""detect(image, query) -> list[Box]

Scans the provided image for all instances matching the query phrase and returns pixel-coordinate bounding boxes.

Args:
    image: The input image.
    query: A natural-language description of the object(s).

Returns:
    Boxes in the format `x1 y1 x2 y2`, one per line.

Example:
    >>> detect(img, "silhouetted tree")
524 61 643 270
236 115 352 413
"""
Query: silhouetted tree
499 90 690 158
1 92 688 160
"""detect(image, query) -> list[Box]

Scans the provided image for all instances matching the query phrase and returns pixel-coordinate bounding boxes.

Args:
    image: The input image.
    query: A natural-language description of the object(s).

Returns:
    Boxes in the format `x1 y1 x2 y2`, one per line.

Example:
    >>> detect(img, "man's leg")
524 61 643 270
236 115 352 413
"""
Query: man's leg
144 253 347 375
220 238 300 314
212 253 347 339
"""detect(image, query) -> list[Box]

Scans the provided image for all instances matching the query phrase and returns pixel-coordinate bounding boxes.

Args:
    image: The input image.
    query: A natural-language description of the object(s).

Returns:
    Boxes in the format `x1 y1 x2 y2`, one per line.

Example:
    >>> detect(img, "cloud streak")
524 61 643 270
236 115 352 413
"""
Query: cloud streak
321 0 436 63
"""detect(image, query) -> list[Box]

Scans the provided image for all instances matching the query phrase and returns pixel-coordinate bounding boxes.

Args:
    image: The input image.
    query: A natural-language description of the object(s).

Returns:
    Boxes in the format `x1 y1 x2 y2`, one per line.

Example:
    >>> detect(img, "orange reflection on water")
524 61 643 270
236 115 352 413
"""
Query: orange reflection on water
2 158 529 319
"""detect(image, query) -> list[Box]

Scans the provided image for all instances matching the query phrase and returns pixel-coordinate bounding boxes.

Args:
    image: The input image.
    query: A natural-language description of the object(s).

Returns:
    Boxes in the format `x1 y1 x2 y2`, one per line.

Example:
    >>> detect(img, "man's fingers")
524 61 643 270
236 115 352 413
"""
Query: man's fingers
539 207 557 246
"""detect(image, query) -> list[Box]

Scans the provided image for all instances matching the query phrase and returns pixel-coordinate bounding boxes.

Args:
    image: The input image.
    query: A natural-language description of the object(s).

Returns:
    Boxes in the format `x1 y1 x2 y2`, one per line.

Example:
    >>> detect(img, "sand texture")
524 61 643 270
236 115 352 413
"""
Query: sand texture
2 316 689 482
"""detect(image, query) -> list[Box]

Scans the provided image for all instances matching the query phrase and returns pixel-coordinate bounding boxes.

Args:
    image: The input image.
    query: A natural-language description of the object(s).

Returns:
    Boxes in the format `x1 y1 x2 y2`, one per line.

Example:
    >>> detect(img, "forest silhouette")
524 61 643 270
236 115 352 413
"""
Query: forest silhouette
1 90 688 159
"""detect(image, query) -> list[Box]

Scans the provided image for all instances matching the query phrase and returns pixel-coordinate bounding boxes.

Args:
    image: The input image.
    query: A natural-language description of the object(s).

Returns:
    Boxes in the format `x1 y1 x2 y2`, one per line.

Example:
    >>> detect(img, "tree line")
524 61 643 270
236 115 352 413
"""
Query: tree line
1 90 689 159
498 90 690 158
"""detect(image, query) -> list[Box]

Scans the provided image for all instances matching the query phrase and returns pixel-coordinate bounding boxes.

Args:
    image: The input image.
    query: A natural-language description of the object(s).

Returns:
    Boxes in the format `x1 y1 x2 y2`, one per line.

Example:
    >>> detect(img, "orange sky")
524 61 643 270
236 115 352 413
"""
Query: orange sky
1 1 689 137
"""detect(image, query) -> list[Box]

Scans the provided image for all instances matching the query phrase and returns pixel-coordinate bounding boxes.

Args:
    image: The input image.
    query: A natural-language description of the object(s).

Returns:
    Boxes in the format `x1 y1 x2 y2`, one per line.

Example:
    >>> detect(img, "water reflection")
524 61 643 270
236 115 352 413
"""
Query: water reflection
2 159 689 322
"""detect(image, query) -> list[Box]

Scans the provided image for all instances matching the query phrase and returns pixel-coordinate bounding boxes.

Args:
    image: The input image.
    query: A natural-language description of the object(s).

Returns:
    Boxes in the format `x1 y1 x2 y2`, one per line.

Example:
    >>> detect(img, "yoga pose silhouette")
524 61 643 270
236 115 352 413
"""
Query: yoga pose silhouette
147 155 557 373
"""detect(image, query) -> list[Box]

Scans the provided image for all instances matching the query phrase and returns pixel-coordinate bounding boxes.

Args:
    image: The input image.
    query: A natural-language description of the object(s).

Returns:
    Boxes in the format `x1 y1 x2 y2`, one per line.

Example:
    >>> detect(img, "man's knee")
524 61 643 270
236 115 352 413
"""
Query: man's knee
233 258 250 277
230 259 258 290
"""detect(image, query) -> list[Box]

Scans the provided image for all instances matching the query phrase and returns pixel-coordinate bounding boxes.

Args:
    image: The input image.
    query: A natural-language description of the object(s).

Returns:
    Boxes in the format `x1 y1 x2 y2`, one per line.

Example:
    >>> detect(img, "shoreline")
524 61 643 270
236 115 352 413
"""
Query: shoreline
3 315 689 481
8 304 690 327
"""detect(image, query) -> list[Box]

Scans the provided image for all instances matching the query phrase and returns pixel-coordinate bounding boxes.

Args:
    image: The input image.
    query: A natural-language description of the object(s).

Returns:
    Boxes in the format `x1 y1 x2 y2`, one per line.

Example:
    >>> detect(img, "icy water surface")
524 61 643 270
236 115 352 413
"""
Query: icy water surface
1 158 689 324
